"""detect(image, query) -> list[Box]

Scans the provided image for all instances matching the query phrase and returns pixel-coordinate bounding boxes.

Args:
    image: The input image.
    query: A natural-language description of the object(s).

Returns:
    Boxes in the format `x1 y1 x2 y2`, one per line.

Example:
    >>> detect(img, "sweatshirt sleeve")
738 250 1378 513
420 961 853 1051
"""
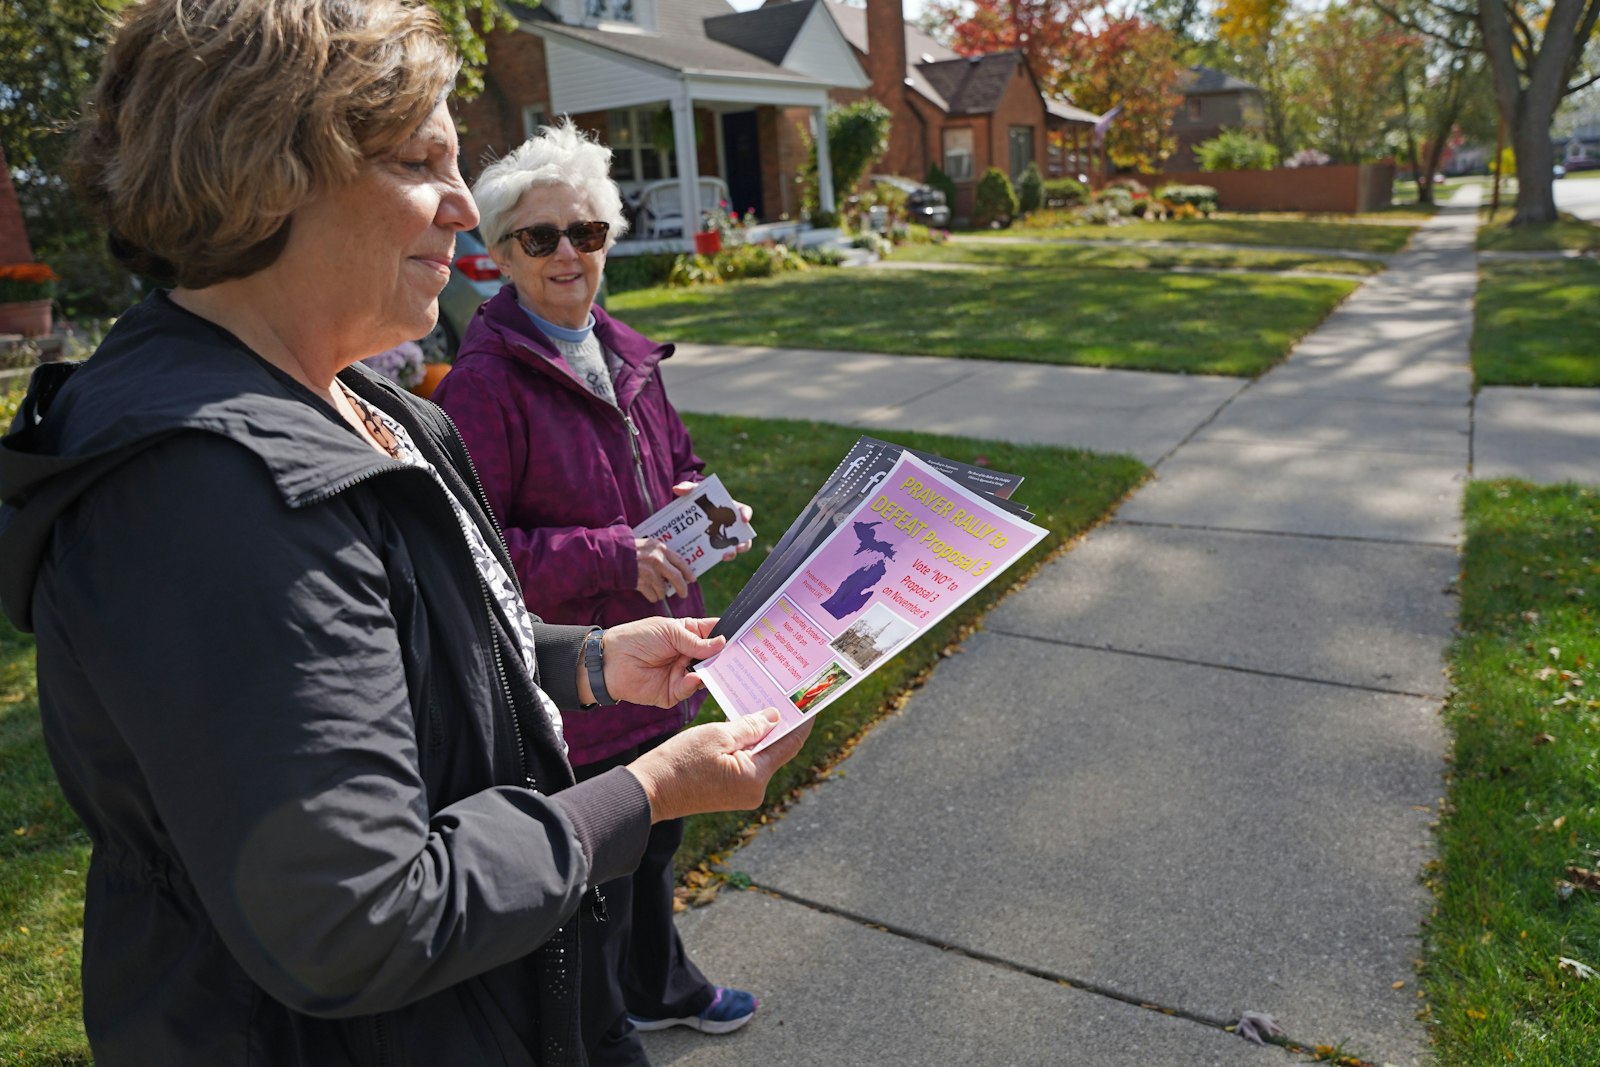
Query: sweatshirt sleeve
35 436 643 1017
434 363 637 602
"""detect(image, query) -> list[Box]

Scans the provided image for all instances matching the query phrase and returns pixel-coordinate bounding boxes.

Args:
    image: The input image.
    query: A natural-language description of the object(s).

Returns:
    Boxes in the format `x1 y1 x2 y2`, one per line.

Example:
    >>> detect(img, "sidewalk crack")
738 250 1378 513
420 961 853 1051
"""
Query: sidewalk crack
983 628 1438 699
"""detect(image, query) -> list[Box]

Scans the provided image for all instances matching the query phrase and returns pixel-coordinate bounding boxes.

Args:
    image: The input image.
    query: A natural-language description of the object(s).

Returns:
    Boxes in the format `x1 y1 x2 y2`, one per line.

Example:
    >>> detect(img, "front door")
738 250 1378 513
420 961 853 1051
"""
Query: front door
720 110 765 220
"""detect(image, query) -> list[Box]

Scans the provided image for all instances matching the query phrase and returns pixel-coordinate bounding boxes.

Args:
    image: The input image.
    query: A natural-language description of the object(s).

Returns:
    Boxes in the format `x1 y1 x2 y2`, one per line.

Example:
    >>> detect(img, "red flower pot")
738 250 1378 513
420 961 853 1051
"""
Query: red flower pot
0 299 52 338
693 231 722 256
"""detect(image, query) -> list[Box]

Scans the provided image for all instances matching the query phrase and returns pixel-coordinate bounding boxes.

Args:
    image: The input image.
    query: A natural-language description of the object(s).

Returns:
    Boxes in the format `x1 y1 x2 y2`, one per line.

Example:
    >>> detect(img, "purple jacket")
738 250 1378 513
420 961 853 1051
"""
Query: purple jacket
434 286 707 766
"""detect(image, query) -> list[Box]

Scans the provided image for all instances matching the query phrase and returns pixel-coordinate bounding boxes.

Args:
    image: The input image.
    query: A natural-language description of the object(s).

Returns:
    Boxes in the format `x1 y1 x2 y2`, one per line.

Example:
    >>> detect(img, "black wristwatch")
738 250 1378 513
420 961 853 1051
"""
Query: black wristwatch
581 628 616 708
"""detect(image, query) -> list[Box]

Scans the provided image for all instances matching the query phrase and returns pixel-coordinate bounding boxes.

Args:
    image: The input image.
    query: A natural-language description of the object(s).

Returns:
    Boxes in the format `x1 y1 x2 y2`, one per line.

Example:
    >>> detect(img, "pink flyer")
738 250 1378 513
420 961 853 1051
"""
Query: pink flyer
695 451 1046 751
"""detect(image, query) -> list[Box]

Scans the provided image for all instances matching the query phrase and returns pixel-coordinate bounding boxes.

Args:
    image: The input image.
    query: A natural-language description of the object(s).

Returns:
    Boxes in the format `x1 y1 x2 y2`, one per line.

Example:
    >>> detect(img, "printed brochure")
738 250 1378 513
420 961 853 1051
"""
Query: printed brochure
695 448 1046 751
631 473 755 580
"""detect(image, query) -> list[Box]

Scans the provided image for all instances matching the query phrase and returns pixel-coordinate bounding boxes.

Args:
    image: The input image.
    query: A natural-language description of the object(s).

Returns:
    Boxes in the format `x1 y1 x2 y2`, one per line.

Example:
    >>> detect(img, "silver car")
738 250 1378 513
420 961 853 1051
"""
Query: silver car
418 229 504 360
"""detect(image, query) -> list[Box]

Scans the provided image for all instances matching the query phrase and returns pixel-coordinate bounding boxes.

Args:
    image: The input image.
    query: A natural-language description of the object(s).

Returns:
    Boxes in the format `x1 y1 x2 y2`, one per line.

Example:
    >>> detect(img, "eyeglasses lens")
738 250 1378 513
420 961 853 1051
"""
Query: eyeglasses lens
514 221 609 257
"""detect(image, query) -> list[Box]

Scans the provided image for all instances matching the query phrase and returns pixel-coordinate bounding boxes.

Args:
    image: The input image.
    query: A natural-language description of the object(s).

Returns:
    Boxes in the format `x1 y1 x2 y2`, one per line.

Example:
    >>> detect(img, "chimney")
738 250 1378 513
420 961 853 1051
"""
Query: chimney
865 0 907 106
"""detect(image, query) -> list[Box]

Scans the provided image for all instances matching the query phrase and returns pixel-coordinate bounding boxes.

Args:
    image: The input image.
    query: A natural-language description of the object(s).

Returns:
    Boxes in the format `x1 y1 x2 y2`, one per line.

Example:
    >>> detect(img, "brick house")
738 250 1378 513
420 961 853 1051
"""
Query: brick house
1165 65 1264 172
453 0 865 247
819 0 1098 217
453 0 1099 241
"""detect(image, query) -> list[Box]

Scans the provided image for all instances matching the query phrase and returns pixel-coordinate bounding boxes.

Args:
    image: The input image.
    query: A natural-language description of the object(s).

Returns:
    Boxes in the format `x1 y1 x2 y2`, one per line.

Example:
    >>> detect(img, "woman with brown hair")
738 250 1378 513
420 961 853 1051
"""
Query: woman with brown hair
0 2 806 1064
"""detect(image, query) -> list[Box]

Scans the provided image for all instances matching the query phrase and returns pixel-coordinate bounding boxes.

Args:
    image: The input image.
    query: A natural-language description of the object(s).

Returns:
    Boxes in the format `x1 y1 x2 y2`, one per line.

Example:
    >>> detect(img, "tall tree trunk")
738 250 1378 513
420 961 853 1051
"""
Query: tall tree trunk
1477 0 1594 225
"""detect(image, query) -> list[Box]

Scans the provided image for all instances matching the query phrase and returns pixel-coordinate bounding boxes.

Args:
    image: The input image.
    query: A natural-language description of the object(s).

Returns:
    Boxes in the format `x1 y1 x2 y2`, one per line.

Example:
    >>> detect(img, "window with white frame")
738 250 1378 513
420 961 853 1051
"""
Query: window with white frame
584 0 635 23
606 108 676 184
942 128 975 182
522 105 549 141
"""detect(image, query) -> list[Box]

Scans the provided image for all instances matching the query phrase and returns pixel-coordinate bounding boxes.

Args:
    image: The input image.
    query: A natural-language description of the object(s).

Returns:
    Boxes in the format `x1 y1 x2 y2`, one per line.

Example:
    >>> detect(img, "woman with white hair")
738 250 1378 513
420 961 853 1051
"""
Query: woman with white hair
433 121 757 1067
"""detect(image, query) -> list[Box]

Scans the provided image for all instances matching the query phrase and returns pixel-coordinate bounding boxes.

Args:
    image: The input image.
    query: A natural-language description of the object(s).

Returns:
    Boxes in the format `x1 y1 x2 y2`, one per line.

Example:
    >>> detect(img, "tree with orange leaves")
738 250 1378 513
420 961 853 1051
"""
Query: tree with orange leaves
923 0 1184 173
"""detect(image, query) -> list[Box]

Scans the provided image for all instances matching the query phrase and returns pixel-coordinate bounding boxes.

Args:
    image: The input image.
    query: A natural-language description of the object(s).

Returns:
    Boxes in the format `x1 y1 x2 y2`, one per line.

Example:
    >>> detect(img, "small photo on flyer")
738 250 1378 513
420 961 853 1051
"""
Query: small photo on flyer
829 602 917 672
788 661 851 715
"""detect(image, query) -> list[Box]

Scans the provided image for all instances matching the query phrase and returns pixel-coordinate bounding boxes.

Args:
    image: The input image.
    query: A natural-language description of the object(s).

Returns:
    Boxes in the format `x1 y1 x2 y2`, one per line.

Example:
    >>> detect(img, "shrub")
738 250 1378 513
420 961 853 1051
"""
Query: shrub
667 242 810 288
1016 162 1044 214
1154 184 1218 214
1078 202 1119 226
1195 129 1279 171
899 224 947 246
1107 176 1149 196
798 100 892 213
808 208 839 229
1093 186 1134 216
1041 178 1088 207
604 252 678 294
923 162 957 209
973 167 1019 228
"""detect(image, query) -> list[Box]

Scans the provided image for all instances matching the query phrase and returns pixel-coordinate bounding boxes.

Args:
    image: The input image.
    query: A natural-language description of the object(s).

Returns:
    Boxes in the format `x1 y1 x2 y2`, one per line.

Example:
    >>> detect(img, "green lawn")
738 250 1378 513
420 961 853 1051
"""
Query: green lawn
897 239 1386 276
1477 211 1600 253
1006 214 1417 254
0 610 90 1065
1427 482 1600 1064
1473 260 1600 387
609 268 1358 377
0 413 1147 1063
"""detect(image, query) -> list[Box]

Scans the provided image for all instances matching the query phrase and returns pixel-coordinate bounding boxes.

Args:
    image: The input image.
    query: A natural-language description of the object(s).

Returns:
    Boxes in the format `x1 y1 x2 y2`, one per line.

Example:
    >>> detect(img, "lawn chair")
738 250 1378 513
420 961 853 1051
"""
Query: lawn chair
636 177 731 238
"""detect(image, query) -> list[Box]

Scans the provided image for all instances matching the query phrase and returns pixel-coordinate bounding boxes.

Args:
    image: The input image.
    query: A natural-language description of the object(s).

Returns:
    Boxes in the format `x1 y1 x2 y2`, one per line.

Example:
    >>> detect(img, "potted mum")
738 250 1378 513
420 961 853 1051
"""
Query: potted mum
0 263 60 337
359 340 429 395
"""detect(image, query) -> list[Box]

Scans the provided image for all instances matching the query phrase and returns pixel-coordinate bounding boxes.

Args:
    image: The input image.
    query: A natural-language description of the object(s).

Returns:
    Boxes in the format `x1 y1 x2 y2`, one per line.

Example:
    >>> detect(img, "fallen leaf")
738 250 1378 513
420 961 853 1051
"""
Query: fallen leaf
1564 867 1600 893
1466 1007 1488 1020
1553 816 1568 830
1558 956 1597 980
1392 980 1406 990
1532 732 1557 745
692 885 720 907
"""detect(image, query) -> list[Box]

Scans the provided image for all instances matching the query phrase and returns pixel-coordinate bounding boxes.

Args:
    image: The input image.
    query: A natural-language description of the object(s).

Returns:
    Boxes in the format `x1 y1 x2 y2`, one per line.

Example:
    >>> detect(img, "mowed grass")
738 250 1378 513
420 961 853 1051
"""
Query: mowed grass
1427 482 1600 1064
0 611 91 1065
1006 213 1417 253
1477 210 1600 253
609 268 1358 377
0 412 1146 1062
679 414 1145 871
1474 259 1600 387
897 238 1385 276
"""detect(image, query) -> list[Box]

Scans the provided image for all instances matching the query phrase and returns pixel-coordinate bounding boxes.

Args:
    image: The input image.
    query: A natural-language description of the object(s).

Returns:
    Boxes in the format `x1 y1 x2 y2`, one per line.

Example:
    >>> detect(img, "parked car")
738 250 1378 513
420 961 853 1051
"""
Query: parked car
870 174 952 229
418 228 503 361
1554 163 1567 180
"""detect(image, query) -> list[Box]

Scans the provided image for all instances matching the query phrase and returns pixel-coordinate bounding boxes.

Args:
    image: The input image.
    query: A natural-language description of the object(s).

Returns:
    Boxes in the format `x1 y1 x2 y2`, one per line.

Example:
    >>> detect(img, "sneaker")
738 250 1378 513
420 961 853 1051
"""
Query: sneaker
628 987 758 1035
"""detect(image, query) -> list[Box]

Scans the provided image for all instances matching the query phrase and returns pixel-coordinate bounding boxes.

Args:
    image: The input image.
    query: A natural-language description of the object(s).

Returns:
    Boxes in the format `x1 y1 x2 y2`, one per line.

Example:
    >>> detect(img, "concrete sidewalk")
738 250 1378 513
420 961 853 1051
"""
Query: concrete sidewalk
643 185 1592 1066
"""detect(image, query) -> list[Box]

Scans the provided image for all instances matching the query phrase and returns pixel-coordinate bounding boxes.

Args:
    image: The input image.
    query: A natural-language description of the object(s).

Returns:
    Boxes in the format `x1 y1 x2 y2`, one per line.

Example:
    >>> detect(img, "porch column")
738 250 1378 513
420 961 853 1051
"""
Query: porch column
672 90 702 247
810 105 835 216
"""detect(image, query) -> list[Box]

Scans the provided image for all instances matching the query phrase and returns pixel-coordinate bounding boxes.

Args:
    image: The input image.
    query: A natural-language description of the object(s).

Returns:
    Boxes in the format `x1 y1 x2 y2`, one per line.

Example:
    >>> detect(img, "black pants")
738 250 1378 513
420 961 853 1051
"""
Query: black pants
576 735 714 1067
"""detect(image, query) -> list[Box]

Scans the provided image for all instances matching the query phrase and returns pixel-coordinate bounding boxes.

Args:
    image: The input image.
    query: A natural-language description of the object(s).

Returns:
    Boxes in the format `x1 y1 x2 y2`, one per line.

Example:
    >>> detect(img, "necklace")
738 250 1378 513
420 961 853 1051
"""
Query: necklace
337 381 401 459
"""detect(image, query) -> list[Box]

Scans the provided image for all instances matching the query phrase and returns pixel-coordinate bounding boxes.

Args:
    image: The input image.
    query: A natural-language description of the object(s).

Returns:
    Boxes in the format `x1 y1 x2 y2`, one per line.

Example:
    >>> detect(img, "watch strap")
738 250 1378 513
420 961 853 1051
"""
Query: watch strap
583 628 616 707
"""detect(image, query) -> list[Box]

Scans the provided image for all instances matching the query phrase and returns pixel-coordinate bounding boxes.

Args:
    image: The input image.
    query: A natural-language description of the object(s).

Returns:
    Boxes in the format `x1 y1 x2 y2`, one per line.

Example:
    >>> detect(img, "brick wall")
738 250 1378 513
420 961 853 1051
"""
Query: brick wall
452 29 551 179
988 63 1048 178
0 145 33 265
1158 161 1397 213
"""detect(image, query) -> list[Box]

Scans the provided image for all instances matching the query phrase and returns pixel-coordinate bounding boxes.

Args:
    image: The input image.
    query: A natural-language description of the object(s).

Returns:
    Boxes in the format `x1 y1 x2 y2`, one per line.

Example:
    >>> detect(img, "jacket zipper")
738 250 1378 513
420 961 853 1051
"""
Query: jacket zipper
299 450 536 793
621 409 675 623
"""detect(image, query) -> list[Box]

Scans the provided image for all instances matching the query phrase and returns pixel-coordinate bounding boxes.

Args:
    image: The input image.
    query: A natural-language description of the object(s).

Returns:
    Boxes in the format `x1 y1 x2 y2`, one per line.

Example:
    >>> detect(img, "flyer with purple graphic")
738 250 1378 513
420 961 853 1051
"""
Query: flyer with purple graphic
694 451 1047 751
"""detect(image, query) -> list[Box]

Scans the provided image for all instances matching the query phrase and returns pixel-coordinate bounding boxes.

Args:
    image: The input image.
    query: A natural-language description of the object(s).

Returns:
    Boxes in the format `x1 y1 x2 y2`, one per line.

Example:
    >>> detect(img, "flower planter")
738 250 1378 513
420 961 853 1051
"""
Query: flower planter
692 231 722 256
410 361 451 401
0 299 52 338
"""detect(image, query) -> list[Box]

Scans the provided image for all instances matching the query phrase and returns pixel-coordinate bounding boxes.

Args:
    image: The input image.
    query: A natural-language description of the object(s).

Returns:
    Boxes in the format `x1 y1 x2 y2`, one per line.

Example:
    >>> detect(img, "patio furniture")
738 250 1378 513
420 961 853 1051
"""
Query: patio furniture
635 177 730 239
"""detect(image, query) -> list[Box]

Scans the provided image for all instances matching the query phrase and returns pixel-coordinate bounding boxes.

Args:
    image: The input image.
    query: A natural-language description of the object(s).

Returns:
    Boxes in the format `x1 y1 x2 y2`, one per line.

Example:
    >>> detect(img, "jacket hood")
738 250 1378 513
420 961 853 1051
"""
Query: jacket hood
0 292 405 631
462 286 673 411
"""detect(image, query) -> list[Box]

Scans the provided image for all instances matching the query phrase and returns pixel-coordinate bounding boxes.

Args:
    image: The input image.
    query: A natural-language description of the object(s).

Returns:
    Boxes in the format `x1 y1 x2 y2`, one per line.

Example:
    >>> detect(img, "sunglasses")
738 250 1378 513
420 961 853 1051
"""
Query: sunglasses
501 220 610 258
